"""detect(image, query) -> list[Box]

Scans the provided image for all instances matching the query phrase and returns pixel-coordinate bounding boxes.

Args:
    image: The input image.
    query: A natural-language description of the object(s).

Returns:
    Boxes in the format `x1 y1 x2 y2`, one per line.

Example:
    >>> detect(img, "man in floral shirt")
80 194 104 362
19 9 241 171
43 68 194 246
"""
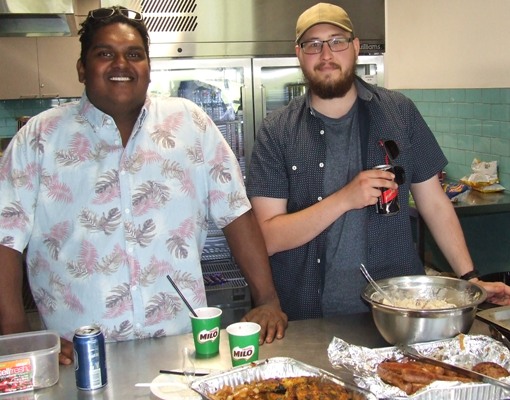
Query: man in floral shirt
0 7 287 364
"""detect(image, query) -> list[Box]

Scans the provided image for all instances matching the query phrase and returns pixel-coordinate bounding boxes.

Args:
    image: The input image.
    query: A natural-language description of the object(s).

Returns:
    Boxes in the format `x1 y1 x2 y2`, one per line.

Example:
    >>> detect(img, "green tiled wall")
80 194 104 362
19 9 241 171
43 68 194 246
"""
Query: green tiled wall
0 98 78 139
399 88 510 189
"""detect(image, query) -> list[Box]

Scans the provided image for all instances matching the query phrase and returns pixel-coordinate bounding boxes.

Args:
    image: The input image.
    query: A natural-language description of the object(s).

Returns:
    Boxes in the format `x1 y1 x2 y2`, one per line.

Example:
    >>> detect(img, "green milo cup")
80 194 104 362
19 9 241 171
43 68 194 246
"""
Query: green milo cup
190 307 222 358
226 322 261 367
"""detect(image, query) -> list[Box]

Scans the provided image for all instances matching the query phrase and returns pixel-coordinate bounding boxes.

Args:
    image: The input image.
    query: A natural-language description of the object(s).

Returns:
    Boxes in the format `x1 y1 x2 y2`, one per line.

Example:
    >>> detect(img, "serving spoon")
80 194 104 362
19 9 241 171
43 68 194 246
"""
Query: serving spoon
360 264 395 305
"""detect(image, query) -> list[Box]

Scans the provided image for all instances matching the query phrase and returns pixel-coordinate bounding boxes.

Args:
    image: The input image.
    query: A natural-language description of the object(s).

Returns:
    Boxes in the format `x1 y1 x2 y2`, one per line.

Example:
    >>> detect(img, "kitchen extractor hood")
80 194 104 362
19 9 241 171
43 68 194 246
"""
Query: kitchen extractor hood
0 0 78 36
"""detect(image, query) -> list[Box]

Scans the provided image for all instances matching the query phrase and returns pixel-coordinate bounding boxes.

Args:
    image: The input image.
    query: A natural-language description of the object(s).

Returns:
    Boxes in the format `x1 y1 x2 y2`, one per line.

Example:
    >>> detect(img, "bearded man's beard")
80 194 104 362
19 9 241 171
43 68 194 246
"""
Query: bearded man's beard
303 62 356 99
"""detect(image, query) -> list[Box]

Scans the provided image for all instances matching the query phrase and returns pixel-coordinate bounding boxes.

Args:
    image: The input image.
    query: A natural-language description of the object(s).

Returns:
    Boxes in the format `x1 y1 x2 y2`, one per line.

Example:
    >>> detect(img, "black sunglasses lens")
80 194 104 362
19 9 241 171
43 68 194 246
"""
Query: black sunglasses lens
384 140 400 160
89 8 115 19
393 166 406 185
120 9 143 20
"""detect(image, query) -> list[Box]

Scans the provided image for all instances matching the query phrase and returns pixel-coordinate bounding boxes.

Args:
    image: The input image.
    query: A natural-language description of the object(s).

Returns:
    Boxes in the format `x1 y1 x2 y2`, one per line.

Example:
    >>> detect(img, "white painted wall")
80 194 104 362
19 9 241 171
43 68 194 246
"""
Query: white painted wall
385 0 510 89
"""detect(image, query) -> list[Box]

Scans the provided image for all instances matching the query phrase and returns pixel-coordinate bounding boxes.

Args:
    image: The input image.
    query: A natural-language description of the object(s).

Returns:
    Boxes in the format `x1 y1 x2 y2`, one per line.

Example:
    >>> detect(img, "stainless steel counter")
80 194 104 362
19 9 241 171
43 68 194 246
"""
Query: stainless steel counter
410 190 510 275
16 313 491 400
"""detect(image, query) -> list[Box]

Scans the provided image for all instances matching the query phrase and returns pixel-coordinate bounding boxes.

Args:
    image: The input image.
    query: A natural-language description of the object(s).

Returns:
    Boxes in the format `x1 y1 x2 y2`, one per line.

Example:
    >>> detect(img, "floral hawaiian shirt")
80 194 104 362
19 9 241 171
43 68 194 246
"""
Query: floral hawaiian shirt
0 94 250 341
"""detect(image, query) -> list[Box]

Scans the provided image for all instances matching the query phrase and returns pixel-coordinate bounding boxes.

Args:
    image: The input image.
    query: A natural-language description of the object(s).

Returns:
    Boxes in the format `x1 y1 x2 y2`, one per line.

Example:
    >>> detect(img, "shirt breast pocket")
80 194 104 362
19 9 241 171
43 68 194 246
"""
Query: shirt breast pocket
286 159 320 210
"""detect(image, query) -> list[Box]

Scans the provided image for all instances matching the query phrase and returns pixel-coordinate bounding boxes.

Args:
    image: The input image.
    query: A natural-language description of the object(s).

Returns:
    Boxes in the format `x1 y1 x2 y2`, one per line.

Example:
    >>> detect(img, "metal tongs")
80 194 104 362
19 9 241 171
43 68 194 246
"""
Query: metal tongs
398 344 510 392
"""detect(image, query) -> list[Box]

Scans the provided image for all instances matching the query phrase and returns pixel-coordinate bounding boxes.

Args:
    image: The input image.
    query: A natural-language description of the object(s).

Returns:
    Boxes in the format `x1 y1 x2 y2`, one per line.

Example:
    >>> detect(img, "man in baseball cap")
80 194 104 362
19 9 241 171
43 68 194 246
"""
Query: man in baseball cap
247 2 509 321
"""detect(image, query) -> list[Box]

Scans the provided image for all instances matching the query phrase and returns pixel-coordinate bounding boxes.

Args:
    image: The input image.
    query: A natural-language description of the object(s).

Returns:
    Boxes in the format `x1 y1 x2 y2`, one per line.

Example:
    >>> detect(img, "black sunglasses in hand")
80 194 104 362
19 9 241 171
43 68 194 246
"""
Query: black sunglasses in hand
379 140 406 185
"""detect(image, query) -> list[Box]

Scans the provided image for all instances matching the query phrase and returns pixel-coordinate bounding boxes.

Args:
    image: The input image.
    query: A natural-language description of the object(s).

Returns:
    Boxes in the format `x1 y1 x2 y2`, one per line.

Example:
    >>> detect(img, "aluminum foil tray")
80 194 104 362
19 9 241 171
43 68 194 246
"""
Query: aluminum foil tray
190 356 377 399
327 334 510 400
478 305 510 336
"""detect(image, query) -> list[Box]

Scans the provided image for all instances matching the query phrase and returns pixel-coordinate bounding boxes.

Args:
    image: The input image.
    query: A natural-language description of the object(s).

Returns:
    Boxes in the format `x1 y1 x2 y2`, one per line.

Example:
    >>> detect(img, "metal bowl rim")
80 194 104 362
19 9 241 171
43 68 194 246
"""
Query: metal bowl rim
361 275 487 312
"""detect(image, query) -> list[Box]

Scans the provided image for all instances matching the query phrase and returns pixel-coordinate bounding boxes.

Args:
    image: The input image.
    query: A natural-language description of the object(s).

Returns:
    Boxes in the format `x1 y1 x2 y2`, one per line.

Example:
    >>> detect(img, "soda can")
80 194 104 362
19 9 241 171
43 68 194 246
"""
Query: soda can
373 164 400 216
73 325 107 391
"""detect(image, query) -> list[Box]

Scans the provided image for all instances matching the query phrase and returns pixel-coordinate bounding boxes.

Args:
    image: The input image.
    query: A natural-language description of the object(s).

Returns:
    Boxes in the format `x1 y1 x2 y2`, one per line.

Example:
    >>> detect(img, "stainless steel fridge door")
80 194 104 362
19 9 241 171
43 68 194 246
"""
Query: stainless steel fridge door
252 55 384 138
149 57 254 174
252 57 302 140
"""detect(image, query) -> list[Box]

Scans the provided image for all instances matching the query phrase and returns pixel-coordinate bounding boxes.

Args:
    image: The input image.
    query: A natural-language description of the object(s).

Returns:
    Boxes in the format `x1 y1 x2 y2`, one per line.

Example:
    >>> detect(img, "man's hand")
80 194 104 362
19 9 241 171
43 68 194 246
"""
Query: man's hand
241 302 288 345
340 169 397 211
59 337 74 365
473 279 510 305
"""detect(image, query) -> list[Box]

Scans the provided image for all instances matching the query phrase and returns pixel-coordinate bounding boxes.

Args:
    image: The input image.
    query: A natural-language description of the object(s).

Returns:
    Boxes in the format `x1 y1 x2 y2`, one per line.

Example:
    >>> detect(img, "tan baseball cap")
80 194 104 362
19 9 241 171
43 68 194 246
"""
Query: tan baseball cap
295 3 354 43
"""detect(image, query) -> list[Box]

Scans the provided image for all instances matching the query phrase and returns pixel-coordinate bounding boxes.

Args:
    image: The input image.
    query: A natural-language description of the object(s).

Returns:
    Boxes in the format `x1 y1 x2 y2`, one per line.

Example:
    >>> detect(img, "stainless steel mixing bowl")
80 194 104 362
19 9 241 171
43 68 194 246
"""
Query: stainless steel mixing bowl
361 275 487 344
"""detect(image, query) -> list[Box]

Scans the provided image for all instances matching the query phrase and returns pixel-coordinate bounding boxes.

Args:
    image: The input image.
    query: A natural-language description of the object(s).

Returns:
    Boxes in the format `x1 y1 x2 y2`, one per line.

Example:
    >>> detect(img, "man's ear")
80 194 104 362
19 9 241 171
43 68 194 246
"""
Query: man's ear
77 59 85 83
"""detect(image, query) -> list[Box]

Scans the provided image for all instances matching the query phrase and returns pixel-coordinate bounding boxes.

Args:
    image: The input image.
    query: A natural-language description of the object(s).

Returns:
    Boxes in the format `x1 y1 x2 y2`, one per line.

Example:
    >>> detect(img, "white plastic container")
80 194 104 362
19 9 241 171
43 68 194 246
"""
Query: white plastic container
0 330 60 394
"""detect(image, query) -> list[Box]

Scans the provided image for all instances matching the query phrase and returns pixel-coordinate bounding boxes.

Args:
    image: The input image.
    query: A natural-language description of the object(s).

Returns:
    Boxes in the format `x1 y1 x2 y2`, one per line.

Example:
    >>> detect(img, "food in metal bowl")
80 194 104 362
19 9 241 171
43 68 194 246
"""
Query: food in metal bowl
361 275 487 344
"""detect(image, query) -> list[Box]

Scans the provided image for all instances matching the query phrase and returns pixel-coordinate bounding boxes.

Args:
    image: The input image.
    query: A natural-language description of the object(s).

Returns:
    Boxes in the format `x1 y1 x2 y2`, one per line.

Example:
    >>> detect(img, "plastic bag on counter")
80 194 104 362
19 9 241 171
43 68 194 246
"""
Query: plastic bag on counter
443 182 470 202
460 158 505 192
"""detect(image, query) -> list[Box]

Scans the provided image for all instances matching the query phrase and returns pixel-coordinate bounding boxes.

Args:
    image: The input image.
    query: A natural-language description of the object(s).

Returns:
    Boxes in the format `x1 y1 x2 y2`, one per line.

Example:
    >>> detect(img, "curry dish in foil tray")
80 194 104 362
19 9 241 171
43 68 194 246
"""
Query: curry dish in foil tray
208 376 363 399
190 357 377 400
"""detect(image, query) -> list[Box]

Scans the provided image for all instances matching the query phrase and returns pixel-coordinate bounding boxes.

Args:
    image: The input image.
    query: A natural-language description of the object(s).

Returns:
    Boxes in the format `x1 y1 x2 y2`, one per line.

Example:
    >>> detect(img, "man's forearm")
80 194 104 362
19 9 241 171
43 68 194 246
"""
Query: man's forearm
222 210 281 306
0 245 30 334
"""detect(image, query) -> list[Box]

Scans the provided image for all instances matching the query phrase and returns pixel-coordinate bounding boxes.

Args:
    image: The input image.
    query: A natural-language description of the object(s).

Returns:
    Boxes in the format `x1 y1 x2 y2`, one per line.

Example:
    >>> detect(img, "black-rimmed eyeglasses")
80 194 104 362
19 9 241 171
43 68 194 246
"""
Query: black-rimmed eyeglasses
299 37 353 55
379 140 406 185
88 7 143 21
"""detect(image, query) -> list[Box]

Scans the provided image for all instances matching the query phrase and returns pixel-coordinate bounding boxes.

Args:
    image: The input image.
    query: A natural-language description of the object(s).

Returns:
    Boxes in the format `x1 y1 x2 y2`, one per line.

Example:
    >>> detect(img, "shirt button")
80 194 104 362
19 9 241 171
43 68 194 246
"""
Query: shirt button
292 165 297 171
120 170 126 175
317 196 323 201
114 139 120 145
317 258 321 263
131 285 137 291
125 208 130 214
319 162 324 168
320 130 325 135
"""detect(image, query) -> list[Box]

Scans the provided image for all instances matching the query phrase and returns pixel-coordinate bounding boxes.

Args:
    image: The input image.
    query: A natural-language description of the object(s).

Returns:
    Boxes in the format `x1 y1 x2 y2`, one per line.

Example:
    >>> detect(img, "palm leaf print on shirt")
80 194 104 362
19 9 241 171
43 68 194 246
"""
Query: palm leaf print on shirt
41 171 73 203
132 181 171 216
209 145 232 183
140 255 173 286
28 115 60 153
191 107 208 132
145 292 182 326
80 207 122 235
185 139 204 164
161 160 196 198
166 217 194 258
93 170 120 204
49 272 84 313
0 201 30 230
122 149 162 174
67 239 99 278
55 132 92 166
32 287 57 315
108 320 133 341
150 111 184 149
124 218 156 247
43 221 70 260
104 283 133 318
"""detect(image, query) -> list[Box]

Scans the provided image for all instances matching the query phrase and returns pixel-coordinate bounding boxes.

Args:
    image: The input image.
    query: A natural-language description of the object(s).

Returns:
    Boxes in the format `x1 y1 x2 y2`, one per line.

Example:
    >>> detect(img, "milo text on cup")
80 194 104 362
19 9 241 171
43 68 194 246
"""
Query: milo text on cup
232 345 255 361
198 327 219 343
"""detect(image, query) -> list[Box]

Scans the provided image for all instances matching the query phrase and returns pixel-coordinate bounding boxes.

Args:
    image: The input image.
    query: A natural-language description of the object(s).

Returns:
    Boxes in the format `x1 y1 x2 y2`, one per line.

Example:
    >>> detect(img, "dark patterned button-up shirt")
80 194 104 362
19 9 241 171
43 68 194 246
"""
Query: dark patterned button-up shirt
247 77 447 320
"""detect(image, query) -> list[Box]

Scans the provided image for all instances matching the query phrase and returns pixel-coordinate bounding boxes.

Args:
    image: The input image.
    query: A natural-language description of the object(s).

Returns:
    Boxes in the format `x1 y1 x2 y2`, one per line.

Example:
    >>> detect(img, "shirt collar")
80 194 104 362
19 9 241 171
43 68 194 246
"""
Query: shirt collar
78 93 150 134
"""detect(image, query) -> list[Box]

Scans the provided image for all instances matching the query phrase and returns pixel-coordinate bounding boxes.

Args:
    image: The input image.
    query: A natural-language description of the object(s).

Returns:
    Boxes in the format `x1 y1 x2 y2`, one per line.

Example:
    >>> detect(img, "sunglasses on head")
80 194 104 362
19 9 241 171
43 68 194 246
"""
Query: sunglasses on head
88 7 143 21
379 139 406 185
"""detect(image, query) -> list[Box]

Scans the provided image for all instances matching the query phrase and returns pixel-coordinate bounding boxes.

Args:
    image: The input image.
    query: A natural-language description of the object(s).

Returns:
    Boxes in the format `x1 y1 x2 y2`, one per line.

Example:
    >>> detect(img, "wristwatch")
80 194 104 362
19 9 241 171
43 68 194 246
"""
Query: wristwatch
459 269 480 281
